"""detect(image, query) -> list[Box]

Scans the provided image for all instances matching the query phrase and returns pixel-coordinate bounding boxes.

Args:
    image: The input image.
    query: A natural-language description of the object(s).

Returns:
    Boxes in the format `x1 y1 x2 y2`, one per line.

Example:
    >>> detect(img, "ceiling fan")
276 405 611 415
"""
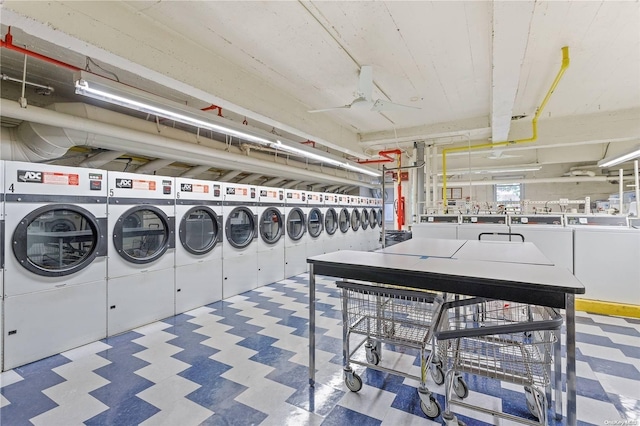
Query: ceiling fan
308 65 420 113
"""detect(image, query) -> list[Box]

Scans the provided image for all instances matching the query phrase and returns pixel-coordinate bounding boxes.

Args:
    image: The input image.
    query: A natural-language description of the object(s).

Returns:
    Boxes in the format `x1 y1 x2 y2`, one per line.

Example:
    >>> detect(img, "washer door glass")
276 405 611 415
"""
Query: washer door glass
369 209 377 229
226 207 256 249
13 205 101 277
377 208 383 226
325 208 338 235
308 208 323 238
260 207 283 244
180 207 219 255
115 207 170 263
351 209 361 231
361 209 369 230
287 208 306 241
339 208 350 233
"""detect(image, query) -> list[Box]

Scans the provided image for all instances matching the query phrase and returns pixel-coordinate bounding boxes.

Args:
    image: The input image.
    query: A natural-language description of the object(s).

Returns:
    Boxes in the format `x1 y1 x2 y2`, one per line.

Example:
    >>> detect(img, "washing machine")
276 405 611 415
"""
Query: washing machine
3 161 108 369
257 186 285 287
284 189 307 277
223 183 258 297
306 192 324 261
322 193 340 254
175 178 223 314
566 214 640 305
457 214 509 241
107 171 175 336
413 214 460 239
508 215 573 272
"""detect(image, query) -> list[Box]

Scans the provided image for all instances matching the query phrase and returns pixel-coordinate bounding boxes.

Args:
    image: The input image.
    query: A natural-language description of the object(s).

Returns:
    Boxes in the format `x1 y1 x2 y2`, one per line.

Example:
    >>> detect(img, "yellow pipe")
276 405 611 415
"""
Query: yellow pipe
442 46 570 207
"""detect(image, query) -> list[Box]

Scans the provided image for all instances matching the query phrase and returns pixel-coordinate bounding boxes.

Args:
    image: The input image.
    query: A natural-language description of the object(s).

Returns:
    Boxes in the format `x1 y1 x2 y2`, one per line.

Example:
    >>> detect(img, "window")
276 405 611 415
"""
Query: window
495 183 523 204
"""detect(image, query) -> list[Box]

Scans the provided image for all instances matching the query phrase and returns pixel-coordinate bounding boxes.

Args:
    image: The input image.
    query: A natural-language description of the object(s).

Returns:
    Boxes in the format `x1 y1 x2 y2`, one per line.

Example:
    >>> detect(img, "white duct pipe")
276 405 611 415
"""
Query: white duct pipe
0 99 375 188
135 159 174 175
79 150 126 168
180 165 211 178
620 168 624 214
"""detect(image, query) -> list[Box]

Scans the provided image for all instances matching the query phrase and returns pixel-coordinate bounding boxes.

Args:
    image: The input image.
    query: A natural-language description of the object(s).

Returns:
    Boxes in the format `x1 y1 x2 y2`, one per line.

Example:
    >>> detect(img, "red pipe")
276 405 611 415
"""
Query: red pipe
1 27 81 72
356 149 402 164
201 104 223 117
301 140 316 148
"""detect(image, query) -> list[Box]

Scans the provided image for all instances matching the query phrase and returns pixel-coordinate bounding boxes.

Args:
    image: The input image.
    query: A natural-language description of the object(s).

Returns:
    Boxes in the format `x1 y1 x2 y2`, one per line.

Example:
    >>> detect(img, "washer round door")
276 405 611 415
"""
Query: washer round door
369 209 377 229
179 206 221 255
377 208 383 227
260 207 283 244
286 207 306 241
308 208 323 238
226 207 257 249
338 208 350 233
351 209 361 231
361 209 369 230
114 206 172 264
12 204 105 277
325 208 338 235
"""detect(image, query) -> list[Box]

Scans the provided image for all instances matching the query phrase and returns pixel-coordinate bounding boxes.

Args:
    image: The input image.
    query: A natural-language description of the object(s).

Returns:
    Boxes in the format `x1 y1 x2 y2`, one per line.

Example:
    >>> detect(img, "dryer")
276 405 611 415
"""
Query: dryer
107 171 175 336
508 215 572 272
284 189 307 277
566 214 640 305
322 193 340 254
306 192 324 261
0 160 4 369
3 161 107 369
175 178 223 314
348 195 362 250
336 194 351 251
223 183 258 297
356 197 369 251
457 214 509 241
257 186 285 287
365 197 378 251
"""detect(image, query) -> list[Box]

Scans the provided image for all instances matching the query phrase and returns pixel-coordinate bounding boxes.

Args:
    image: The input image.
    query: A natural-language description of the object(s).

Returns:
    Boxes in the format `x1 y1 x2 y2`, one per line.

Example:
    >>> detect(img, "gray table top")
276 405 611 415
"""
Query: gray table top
375 238 466 258
452 240 554 265
308 241 585 307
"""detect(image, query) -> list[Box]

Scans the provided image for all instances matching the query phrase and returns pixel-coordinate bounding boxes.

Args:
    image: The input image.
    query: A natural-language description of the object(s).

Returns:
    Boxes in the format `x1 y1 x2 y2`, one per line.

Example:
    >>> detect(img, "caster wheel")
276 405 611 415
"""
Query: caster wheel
525 386 546 422
420 395 441 419
453 376 469 399
431 365 445 385
366 349 380 365
345 372 363 392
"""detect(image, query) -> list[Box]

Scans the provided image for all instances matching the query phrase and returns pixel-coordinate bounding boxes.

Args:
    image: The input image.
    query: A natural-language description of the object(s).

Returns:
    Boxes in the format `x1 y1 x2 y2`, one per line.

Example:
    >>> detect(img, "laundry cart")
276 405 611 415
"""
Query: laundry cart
434 298 562 426
336 280 445 419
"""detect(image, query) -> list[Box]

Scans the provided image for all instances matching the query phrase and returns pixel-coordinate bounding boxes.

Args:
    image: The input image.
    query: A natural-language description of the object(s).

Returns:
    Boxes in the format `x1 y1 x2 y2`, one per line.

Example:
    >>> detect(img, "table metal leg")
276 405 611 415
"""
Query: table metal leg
309 264 316 387
566 294 577 425
554 330 563 420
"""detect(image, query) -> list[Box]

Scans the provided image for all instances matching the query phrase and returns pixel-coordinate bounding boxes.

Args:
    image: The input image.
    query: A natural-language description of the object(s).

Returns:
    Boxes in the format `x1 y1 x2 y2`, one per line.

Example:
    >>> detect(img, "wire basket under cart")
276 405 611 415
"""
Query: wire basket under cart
336 280 445 418
434 298 563 426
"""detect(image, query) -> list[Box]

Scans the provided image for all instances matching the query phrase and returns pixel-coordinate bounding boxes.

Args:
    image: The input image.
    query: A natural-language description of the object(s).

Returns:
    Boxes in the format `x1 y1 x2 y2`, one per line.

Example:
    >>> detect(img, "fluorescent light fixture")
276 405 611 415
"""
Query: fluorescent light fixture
74 71 380 177
598 145 640 168
272 140 380 177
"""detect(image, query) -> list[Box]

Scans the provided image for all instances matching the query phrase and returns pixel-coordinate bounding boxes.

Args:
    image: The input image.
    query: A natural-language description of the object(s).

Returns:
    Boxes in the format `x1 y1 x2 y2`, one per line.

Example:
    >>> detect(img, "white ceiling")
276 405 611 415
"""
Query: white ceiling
1 0 639 186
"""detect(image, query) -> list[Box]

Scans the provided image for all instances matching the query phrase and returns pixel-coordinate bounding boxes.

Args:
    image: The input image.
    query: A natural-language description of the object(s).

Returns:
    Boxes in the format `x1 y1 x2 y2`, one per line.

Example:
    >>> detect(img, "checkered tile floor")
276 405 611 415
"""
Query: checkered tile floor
1 274 639 425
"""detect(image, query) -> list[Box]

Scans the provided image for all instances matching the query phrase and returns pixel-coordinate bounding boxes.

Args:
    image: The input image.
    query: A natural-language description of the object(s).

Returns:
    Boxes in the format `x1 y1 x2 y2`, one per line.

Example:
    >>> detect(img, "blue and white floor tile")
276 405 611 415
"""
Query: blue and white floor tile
1 273 639 425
